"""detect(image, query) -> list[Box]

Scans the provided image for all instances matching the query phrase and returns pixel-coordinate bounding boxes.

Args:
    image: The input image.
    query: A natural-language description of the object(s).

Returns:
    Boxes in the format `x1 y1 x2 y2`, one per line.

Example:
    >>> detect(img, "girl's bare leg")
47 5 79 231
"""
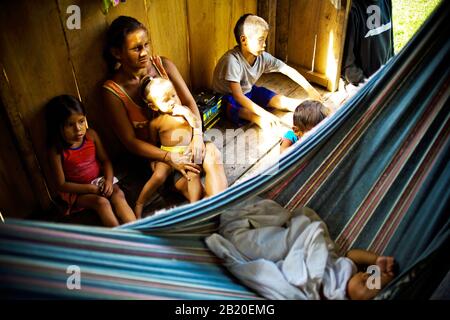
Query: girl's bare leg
135 162 172 218
75 194 119 227
110 184 136 223
175 172 203 202
202 142 227 197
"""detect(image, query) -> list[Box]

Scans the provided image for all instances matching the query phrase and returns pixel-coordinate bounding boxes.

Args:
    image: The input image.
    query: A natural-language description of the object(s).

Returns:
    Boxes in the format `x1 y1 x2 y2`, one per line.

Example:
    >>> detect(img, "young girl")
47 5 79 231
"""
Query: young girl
134 76 204 218
280 100 331 153
45 95 136 227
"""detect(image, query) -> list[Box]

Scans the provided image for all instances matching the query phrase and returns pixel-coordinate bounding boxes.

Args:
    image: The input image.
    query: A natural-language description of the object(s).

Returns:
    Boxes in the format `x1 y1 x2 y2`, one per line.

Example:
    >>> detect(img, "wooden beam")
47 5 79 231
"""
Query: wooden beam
0 67 51 210
331 0 352 91
290 62 330 89
275 0 290 61
257 0 277 55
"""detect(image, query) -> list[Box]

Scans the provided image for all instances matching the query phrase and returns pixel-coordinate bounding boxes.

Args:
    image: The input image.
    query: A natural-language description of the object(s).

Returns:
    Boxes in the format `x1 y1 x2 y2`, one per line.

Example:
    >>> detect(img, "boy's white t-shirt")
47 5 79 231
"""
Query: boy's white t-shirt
212 46 286 95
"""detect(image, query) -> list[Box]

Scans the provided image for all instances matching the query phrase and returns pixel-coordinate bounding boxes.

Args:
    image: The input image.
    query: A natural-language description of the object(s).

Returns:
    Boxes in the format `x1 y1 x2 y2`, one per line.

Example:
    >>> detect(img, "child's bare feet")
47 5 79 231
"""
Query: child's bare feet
376 256 395 276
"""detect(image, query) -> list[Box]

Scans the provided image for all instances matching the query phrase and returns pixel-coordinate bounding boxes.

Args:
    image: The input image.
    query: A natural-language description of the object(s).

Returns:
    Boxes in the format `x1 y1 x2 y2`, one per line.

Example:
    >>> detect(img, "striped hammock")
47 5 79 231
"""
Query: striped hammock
1 1 449 299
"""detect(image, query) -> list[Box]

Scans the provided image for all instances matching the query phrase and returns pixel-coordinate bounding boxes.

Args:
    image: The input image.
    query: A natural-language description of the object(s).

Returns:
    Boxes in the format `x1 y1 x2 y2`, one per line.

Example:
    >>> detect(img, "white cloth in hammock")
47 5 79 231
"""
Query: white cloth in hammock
205 199 356 300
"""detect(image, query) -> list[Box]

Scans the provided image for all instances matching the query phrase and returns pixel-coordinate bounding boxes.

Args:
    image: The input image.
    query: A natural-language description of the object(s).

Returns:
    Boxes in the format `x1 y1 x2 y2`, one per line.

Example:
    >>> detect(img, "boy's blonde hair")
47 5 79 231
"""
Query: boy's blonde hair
234 14 269 45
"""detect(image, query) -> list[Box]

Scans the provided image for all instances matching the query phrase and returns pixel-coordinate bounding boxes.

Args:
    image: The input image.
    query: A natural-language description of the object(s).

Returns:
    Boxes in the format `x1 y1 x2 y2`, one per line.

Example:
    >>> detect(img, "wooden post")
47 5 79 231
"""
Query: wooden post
275 0 290 62
0 68 51 210
257 0 277 55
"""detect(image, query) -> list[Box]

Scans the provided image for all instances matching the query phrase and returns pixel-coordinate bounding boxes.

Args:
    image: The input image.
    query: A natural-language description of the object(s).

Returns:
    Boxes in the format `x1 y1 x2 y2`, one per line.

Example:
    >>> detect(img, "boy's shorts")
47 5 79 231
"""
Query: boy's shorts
223 85 277 126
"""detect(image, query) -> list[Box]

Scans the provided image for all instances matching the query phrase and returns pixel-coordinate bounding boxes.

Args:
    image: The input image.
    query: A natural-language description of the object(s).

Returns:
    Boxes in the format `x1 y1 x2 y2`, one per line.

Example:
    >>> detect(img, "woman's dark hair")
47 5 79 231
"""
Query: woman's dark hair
293 100 330 132
234 13 253 46
45 95 86 152
103 16 147 74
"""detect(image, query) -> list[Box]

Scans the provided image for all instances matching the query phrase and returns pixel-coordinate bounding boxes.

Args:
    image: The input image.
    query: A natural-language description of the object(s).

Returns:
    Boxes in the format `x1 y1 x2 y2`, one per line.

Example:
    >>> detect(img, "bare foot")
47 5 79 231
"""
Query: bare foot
376 256 395 276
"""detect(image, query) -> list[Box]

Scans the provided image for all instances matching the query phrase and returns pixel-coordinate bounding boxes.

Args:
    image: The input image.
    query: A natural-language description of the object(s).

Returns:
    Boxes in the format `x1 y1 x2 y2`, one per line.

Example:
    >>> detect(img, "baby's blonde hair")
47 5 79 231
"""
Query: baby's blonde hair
140 76 169 100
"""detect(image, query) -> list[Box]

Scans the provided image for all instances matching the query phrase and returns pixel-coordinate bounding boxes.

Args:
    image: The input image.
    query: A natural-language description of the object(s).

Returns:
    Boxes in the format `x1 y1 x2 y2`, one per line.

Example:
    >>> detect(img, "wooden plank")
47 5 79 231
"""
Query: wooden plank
146 0 191 86
0 101 37 218
257 0 277 55
0 1 80 210
256 73 299 96
294 65 331 89
187 0 256 90
288 0 321 72
275 0 290 62
229 0 258 49
314 0 350 91
331 0 351 91
57 0 125 160
103 0 149 34
234 141 281 185
286 0 350 91
187 0 231 90
210 124 281 186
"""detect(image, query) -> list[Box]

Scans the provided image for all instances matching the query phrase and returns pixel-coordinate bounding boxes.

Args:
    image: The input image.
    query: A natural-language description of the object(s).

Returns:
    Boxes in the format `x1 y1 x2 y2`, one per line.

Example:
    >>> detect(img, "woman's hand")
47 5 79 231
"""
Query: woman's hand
167 151 201 180
190 134 205 164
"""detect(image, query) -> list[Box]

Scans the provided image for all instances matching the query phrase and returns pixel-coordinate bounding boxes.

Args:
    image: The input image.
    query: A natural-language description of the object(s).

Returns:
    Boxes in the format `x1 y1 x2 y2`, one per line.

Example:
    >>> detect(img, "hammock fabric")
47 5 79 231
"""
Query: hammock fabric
1 1 449 299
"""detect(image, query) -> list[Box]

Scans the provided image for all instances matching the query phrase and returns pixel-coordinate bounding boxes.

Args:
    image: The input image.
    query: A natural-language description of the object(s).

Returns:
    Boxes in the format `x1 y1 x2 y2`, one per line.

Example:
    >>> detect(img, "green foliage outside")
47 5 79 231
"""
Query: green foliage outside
392 0 442 53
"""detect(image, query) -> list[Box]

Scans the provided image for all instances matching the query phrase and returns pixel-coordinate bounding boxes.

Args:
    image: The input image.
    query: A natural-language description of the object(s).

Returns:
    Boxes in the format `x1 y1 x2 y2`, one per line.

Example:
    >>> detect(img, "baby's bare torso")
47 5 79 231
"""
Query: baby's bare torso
150 113 192 147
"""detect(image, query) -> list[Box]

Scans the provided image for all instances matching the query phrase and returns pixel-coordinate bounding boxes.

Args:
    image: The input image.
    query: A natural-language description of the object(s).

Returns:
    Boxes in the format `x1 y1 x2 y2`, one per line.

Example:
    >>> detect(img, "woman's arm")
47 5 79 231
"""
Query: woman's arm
102 89 167 161
48 147 98 195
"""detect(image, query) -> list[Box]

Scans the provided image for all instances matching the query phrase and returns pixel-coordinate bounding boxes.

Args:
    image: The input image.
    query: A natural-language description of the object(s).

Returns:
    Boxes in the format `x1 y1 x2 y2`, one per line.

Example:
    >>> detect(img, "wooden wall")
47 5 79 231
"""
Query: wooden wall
0 100 37 219
0 0 256 218
187 0 257 89
274 0 350 91
290 0 350 91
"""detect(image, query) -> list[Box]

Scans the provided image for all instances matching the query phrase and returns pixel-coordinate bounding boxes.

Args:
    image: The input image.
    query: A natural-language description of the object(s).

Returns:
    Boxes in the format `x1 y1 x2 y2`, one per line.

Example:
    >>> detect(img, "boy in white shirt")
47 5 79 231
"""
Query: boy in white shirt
212 14 322 130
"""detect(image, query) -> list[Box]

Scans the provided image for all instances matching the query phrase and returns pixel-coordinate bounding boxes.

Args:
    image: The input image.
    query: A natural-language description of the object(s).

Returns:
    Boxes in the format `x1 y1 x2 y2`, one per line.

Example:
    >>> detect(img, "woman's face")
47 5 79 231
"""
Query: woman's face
119 29 150 70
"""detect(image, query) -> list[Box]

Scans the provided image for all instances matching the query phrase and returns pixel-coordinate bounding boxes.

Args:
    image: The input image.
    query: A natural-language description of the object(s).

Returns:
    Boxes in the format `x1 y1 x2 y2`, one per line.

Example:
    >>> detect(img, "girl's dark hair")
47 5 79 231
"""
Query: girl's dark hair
103 16 147 74
45 95 86 152
234 13 253 46
293 100 330 132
